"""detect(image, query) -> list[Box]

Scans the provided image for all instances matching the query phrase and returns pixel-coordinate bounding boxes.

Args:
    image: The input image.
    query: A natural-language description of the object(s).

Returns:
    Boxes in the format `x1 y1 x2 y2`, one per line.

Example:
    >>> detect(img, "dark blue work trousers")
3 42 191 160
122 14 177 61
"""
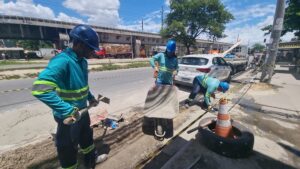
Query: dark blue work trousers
54 113 96 168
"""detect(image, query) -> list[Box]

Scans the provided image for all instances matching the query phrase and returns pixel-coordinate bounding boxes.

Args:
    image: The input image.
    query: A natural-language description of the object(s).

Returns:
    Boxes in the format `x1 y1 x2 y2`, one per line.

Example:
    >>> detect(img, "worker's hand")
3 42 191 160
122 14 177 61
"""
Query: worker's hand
211 93 216 99
207 106 212 111
89 97 99 107
153 68 159 78
155 66 159 72
64 107 80 125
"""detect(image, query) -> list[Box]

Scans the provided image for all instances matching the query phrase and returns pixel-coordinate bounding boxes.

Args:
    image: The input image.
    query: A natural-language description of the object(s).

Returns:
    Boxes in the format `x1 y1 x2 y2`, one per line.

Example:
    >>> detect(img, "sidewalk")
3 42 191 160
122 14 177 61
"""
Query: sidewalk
150 67 300 169
239 65 300 120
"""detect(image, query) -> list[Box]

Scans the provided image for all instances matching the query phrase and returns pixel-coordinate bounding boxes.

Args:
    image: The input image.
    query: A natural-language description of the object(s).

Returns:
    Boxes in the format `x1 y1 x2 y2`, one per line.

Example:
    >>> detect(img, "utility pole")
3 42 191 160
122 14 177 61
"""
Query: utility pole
142 18 144 32
260 0 285 83
161 6 164 30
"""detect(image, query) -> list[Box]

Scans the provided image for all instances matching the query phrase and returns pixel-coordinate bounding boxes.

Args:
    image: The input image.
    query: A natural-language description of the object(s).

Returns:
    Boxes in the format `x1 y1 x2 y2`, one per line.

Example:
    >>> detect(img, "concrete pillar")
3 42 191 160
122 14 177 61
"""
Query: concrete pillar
19 24 24 38
131 35 136 58
39 26 44 39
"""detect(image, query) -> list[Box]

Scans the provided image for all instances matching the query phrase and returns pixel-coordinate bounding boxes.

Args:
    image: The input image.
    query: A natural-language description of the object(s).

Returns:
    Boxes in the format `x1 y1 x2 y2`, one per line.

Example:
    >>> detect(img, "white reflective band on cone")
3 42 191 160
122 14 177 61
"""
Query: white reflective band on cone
218 104 228 114
216 119 231 127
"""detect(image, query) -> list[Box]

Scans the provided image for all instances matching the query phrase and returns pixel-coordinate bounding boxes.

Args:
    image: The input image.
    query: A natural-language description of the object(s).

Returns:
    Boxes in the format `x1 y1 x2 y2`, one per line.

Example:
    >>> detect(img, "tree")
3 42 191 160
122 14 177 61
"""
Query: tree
261 0 300 38
251 43 265 53
161 0 234 54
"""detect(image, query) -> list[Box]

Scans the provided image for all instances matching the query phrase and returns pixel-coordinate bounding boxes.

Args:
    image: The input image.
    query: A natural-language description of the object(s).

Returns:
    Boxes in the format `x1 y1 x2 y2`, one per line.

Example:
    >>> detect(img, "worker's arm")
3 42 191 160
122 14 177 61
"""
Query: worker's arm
173 58 179 76
204 91 212 107
32 56 75 119
204 86 218 106
150 53 161 70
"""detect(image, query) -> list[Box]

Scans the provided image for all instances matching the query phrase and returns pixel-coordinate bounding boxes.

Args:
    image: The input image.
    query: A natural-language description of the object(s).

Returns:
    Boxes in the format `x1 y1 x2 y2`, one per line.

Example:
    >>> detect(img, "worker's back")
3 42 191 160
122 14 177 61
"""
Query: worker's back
195 75 220 92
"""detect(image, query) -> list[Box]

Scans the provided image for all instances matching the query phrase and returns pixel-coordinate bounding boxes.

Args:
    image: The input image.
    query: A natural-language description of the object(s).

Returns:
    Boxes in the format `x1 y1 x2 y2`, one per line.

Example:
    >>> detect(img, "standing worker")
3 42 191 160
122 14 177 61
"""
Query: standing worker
150 40 179 85
185 75 230 110
32 25 106 169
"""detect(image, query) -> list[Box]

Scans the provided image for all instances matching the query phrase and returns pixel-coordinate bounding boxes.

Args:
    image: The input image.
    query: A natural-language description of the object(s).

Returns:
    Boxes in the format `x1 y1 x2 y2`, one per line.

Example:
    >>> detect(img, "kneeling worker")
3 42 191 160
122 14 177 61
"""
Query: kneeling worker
185 75 230 110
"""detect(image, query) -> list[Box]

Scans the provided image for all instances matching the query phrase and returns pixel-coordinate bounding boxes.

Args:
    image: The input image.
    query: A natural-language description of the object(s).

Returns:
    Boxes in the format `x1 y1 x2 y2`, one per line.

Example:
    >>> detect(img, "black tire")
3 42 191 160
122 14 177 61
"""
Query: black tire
229 64 236 75
198 117 254 158
225 74 232 83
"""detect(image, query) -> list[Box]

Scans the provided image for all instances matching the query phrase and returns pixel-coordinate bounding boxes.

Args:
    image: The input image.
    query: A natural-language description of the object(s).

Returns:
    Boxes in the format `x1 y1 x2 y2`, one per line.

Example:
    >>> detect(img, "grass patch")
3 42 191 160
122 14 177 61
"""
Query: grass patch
91 62 149 72
0 60 44 65
126 62 150 68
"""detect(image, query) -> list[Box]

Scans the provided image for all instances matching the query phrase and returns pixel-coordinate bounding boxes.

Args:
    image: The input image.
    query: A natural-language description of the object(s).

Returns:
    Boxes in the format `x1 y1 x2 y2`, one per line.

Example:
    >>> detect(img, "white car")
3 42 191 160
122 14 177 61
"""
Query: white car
174 54 232 87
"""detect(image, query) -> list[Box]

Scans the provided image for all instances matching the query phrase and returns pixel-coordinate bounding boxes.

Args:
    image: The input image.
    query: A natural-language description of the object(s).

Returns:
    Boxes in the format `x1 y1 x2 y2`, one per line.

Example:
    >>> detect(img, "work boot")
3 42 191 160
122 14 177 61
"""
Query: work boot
96 154 108 164
184 99 193 108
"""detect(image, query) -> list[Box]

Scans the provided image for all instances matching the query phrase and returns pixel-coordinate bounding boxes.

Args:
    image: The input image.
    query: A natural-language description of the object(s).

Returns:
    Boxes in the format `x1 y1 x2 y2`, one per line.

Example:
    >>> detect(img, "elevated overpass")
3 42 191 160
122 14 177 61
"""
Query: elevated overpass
0 15 232 56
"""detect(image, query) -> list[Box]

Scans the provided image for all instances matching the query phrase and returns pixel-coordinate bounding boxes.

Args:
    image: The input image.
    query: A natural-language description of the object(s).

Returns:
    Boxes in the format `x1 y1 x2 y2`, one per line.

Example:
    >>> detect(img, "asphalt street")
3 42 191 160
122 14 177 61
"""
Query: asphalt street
0 67 154 113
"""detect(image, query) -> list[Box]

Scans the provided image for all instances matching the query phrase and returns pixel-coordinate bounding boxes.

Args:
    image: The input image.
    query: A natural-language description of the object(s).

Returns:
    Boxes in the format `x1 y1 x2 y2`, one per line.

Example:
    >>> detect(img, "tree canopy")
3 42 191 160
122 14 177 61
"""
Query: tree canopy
262 0 300 38
161 0 234 54
251 43 265 54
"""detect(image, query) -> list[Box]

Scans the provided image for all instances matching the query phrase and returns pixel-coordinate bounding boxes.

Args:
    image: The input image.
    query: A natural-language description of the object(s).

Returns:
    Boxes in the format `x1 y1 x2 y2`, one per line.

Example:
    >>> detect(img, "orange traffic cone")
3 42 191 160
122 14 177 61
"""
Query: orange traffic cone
215 98 232 138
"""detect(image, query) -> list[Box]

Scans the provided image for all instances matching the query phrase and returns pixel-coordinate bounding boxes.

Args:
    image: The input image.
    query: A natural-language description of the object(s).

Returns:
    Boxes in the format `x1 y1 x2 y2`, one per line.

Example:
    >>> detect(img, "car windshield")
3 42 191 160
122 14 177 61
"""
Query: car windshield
180 57 208 66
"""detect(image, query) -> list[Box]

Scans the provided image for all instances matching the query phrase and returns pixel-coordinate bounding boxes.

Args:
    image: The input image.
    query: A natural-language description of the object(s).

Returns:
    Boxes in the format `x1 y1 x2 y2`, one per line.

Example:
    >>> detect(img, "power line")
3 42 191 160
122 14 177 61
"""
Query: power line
161 6 164 30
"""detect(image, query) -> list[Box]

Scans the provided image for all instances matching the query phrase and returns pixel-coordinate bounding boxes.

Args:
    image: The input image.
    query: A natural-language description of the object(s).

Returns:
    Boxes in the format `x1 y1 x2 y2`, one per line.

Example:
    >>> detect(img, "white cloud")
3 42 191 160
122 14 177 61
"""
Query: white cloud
118 10 162 33
222 15 295 45
234 4 275 19
0 0 55 19
56 12 84 23
0 0 84 24
63 0 120 27
228 4 275 27
165 0 170 7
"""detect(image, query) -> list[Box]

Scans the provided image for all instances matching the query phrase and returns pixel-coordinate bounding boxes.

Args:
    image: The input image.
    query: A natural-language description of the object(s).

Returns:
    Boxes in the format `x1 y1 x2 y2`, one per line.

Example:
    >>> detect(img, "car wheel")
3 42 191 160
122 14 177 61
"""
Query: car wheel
229 64 235 75
198 117 254 158
225 74 232 83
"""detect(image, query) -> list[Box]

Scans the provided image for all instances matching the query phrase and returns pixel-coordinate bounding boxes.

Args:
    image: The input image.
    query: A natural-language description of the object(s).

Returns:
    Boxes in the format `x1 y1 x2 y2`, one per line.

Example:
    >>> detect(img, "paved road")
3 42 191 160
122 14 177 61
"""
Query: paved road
0 67 162 151
0 67 154 112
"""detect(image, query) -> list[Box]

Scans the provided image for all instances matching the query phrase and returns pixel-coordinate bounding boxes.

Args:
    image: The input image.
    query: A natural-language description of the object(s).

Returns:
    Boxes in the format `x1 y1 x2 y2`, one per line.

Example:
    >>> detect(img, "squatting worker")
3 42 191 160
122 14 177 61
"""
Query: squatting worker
185 75 230 110
32 25 107 169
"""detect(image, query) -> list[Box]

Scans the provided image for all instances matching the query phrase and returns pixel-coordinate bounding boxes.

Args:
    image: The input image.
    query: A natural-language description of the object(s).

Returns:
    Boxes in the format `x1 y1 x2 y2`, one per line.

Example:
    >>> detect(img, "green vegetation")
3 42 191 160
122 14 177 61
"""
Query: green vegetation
0 60 44 65
91 62 149 72
262 0 300 38
251 43 266 53
161 0 234 54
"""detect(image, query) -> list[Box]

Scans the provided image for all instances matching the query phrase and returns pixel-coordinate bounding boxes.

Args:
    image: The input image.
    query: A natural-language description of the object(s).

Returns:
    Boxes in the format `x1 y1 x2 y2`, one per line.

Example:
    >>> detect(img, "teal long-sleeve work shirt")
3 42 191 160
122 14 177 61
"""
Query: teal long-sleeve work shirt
32 48 95 119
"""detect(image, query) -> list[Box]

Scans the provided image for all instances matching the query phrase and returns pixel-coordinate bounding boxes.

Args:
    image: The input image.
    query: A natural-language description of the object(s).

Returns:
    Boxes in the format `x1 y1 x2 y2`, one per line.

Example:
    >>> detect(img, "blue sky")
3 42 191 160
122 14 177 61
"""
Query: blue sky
0 0 295 44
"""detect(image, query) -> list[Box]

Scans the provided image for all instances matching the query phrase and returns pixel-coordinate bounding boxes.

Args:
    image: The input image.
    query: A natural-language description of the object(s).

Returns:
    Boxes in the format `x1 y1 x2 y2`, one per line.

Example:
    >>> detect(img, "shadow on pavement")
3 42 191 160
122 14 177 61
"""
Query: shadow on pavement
277 142 300 157
141 134 298 169
274 68 300 80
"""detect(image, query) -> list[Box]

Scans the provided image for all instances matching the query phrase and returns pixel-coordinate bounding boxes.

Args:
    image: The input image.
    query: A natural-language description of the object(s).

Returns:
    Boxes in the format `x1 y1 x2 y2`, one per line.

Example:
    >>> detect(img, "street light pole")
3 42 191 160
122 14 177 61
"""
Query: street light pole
260 0 285 83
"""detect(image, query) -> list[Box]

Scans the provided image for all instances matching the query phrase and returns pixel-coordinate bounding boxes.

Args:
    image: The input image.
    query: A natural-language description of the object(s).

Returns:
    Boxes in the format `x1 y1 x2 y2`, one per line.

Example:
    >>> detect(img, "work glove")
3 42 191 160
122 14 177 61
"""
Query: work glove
211 93 216 99
89 97 99 107
207 105 212 111
63 107 80 125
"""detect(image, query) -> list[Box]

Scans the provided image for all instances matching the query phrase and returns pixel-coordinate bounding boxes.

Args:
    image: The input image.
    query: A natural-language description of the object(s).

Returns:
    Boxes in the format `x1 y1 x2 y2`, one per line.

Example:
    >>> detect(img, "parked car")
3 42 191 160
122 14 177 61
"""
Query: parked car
174 54 232 87
25 51 43 59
